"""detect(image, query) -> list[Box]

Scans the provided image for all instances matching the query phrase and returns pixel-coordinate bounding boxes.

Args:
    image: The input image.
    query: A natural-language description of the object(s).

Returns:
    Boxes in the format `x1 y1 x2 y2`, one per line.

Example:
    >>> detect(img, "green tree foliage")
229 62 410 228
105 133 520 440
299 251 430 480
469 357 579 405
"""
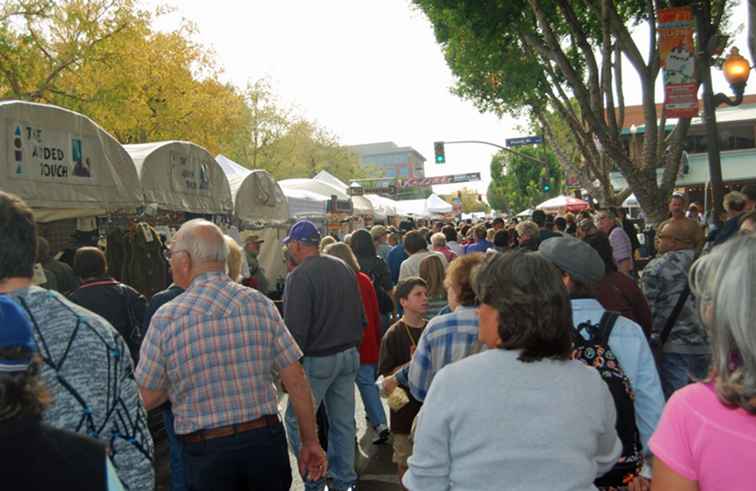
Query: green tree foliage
442 187 491 213
413 0 733 223
486 146 563 214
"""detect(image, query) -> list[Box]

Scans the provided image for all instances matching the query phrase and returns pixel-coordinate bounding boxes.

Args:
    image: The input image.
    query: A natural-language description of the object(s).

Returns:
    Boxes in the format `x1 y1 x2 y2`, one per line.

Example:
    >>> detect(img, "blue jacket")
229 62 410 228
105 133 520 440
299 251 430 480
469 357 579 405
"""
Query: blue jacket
387 244 408 284
572 298 664 456
464 240 492 254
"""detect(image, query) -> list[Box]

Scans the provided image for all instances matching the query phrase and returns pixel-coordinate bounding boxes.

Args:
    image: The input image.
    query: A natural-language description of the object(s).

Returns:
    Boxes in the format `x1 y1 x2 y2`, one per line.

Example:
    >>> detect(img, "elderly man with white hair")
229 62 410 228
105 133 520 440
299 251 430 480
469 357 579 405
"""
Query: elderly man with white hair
136 219 326 491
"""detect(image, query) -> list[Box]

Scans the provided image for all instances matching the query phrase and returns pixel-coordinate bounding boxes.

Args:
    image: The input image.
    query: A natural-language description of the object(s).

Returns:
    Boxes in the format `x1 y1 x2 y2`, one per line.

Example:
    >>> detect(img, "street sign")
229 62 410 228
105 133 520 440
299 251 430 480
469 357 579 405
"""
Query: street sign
399 172 481 188
505 135 543 147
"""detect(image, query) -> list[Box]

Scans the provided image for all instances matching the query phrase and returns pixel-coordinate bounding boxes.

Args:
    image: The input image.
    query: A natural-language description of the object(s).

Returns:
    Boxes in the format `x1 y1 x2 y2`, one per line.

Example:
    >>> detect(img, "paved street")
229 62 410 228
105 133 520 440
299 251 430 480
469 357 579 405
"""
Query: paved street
280 392 401 491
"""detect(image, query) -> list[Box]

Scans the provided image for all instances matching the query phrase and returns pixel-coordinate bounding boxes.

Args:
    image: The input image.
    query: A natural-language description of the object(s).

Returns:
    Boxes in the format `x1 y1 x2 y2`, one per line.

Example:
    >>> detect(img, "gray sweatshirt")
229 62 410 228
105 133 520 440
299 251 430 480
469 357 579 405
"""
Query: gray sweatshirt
404 349 621 491
7 287 154 490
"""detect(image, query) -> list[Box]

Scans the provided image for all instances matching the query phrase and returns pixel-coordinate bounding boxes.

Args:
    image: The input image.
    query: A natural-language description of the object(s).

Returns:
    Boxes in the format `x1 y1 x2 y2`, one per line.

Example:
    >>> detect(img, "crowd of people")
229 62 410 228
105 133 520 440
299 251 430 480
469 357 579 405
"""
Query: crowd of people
1 185 755 491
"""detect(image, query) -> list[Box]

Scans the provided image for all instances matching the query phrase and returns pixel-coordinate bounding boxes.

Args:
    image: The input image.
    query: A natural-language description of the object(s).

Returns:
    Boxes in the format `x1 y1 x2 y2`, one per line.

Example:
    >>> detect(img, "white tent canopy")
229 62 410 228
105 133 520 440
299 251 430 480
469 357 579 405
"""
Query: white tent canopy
536 195 590 213
426 193 453 214
0 100 142 222
395 199 430 218
278 178 350 201
364 194 397 221
125 141 233 215
313 170 373 216
280 187 329 219
516 208 533 218
216 155 288 225
622 194 640 208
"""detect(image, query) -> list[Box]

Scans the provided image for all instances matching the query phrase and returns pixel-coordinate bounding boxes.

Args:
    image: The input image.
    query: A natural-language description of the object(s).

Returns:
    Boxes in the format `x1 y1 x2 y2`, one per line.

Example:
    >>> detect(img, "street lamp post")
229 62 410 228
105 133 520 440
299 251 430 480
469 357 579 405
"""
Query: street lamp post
696 0 751 226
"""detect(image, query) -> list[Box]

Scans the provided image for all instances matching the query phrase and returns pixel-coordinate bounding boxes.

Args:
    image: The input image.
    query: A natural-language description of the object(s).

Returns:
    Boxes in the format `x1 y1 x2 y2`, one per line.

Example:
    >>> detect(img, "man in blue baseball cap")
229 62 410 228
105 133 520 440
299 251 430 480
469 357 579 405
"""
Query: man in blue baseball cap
283 220 366 491
0 295 125 490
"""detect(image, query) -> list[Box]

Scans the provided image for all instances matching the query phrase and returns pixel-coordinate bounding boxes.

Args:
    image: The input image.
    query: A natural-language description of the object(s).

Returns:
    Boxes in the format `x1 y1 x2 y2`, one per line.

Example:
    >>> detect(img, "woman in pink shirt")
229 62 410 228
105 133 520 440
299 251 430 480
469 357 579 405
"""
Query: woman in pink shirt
650 234 756 491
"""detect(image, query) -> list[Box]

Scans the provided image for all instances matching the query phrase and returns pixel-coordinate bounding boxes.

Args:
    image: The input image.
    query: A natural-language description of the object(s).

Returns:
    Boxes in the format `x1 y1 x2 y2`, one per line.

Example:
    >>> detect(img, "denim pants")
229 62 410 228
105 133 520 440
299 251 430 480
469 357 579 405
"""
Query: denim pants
660 352 710 399
286 347 359 491
163 405 186 491
355 363 387 429
181 421 291 491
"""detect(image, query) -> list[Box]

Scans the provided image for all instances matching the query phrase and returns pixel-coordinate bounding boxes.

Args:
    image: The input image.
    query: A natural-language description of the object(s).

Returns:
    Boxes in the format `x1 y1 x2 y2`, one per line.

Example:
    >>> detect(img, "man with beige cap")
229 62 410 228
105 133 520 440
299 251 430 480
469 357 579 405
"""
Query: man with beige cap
371 225 391 262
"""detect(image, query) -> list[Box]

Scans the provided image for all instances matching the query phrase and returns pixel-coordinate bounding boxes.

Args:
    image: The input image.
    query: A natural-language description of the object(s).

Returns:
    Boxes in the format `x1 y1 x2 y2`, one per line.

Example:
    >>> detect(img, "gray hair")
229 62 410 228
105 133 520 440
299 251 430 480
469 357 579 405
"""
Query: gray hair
689 234 756 413
430 232 446 248
175 219 229 264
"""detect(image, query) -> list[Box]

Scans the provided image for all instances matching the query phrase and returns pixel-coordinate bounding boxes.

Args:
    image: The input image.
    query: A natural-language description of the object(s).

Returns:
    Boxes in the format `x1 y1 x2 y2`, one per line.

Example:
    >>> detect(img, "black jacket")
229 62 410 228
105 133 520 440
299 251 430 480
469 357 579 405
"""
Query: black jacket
69 277 147 362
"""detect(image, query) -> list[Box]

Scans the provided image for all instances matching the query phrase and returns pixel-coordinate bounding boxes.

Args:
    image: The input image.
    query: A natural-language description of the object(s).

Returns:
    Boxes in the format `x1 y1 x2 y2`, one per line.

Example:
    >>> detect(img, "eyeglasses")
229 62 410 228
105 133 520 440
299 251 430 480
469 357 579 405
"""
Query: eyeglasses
163 249 188 261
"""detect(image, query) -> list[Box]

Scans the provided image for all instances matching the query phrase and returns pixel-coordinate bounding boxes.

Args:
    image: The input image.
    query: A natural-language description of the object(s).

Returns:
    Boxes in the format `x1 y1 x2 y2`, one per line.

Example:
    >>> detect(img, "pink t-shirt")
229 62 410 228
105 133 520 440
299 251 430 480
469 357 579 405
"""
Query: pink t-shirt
650 382 756 490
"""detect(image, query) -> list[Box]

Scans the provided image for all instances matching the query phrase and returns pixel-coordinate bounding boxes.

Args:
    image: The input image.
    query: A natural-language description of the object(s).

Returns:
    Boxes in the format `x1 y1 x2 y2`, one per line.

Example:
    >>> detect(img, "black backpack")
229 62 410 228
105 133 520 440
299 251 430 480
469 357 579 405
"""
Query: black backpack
572 311 643 487
365 265 394 316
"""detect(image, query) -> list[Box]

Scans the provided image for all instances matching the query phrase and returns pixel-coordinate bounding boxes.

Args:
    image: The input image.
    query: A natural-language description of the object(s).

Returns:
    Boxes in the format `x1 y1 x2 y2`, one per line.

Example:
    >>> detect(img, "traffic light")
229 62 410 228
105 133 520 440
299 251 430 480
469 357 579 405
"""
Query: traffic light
540 177 552 193
434 141 446 164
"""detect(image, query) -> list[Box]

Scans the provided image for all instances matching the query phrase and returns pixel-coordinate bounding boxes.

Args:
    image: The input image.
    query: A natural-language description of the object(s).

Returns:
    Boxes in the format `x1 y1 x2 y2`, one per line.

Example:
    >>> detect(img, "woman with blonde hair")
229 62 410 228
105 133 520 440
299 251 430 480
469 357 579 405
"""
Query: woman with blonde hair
224 235 243 283
650 234 756 490
419 254 447 319
323 242 390 443
319 235 336 252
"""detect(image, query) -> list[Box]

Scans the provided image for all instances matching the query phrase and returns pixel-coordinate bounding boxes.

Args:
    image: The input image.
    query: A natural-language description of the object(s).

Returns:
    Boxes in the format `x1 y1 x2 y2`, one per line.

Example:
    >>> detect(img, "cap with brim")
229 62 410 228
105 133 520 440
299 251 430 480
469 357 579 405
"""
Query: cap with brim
538 236 605 284
370 225 388 239
283 219 322 245
245 235 264 244
0 296 36 372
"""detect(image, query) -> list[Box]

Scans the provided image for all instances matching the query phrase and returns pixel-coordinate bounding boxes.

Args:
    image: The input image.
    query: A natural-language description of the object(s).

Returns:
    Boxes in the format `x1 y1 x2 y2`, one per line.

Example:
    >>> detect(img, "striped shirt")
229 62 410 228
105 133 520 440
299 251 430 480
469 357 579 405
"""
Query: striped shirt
135 272 302 435
395 306 484 401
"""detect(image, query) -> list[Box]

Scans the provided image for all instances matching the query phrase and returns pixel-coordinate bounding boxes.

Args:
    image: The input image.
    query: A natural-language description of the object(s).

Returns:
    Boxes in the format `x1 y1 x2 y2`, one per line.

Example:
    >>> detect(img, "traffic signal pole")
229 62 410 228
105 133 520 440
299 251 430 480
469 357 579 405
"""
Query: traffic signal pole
439 140 550 166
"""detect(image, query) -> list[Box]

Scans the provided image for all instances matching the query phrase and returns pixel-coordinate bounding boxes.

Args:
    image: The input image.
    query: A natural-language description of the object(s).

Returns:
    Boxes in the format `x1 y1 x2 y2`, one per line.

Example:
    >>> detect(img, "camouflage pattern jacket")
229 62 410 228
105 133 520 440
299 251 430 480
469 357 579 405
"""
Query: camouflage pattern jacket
641 249 710 354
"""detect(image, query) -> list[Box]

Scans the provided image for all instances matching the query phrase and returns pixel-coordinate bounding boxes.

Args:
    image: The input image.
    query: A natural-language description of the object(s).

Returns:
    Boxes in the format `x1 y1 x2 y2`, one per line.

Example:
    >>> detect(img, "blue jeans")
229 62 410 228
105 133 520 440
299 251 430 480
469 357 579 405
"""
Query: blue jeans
660 352 710 399
163 405 186 491
356 363 387 429
181 421 291 491
286 347 359 491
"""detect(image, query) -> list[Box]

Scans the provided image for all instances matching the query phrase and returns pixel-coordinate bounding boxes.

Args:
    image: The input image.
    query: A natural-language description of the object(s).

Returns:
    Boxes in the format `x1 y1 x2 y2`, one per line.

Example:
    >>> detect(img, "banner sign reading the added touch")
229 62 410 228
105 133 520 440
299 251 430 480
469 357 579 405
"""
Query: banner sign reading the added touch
9 122 97 183
659 6 699 118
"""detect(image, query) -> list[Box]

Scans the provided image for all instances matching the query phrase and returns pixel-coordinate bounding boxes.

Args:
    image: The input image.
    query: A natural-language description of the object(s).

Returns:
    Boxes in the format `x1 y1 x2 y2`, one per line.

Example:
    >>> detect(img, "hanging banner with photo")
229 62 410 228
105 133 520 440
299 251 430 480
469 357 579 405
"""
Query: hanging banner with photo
659 6 699 118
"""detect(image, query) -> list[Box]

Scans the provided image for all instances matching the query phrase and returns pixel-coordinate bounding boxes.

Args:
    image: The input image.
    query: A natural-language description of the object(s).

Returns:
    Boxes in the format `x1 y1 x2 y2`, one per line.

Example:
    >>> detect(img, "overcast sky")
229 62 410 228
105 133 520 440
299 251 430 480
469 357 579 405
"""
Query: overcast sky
150 0 751 197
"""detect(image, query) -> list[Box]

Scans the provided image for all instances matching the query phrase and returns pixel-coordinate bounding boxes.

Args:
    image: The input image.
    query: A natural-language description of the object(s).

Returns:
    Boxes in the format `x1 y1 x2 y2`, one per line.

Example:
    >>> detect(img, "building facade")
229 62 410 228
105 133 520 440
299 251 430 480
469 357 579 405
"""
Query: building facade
347 142 426 180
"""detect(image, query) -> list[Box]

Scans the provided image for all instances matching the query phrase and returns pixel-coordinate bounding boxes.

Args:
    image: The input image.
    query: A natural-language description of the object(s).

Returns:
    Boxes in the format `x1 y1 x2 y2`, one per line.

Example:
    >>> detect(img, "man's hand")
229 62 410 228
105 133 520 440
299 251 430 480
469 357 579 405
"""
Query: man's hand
299 440 327 481
382 375 398 396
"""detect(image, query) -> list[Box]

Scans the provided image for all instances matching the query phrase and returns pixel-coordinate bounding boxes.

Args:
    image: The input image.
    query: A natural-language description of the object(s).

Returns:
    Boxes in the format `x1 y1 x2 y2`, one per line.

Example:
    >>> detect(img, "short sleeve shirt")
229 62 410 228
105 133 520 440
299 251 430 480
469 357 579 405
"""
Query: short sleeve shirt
135 272 302 434
650 382 756 490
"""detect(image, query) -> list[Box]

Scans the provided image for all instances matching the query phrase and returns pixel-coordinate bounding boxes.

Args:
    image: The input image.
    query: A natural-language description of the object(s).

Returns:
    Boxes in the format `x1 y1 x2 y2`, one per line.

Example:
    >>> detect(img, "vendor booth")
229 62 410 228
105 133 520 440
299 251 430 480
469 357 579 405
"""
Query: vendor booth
216 154 290 290
120 141 233 297
365 194 398 225
0 100 143 264
313 170 374 228
279 177 353 236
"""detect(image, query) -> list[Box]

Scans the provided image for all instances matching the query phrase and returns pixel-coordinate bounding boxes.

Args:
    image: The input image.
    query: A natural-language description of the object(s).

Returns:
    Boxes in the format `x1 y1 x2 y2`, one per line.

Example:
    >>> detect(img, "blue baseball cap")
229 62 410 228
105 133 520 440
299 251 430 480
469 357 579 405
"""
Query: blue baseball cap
283 220 321 245
0 296 36 372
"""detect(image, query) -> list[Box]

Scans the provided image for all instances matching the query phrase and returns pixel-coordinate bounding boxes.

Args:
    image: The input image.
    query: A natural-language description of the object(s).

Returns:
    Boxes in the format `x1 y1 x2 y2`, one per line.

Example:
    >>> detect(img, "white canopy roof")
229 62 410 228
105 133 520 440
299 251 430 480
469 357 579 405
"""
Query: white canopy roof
426 193 453 214
0 100 142 221
516 208 534 217
125 141 233 215
536 195 590 213
622 194 640 208
216 155 288 225
280 187 329 219
395 199 430 218
313 170 374 216
278 178 350 201
364 194 397 220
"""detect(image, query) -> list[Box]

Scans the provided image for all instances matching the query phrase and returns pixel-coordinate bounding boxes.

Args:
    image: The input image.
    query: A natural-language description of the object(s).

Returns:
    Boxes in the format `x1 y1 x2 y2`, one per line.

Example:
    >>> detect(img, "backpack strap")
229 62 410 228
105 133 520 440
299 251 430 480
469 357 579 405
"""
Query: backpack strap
596 311 620 346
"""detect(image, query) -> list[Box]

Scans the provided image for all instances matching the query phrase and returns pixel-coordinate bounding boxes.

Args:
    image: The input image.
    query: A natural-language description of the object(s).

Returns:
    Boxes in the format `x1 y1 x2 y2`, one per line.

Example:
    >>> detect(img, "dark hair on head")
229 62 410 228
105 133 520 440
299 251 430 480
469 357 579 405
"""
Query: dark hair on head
554 217 567 232
531 209 546 227
36 236 51 264
444 253 485 306
582 232 617 272
742 184 756 201
473 251 573 362
494 230 510 248
73 246 107 279
473 225 487 241
0 348 51 419
394 276 427 305
0 192 37 281
403 230 428 255
442 225 458 242
349 229 376 258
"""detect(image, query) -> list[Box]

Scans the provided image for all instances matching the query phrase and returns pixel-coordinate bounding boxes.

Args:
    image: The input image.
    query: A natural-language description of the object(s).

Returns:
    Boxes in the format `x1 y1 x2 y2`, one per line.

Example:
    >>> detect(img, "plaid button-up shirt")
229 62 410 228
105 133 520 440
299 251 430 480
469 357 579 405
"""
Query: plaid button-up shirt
395 306 484 401
135 272 302 434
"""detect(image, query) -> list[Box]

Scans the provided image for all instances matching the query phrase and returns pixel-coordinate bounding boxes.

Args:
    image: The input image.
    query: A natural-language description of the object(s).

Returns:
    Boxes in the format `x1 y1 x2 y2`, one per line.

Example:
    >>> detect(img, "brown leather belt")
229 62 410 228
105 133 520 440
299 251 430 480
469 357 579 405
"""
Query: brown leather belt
181 414 279 444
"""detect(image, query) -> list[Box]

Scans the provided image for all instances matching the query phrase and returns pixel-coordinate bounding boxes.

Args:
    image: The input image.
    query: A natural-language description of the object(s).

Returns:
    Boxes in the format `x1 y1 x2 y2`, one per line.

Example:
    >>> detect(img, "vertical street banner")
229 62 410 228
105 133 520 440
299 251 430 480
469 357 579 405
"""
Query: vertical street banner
659 6 699 118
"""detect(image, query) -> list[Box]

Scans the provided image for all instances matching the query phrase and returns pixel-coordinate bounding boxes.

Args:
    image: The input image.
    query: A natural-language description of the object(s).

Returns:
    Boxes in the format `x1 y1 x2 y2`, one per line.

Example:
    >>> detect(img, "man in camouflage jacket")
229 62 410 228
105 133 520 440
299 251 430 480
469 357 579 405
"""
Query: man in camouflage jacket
641 220 710 398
